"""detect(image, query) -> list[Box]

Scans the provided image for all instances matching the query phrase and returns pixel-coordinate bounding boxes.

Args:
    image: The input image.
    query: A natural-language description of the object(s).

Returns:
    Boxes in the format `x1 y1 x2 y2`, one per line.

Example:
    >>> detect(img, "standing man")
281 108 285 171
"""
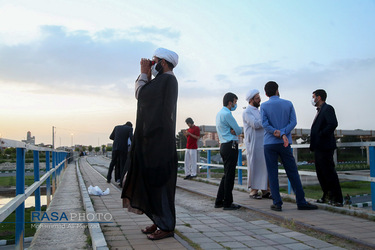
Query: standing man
261 81 317 211
310 89 343 206
214 92 243 210
122 48 178 241
243 89 270 199
183 117 200 180
106 121 133 184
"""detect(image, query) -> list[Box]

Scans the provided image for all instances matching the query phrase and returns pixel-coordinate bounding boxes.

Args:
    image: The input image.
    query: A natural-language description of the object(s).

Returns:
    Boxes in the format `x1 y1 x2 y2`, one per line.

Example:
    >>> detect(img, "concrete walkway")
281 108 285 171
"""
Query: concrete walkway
176 177 375 249
78 156 351 249
28 162 88 250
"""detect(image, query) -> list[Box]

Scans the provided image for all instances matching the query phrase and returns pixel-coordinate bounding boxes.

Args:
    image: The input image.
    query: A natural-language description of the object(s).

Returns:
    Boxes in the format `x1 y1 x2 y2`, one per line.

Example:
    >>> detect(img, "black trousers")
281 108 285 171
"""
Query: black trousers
315 149 343 203
107 150 127 181
215 141 238 207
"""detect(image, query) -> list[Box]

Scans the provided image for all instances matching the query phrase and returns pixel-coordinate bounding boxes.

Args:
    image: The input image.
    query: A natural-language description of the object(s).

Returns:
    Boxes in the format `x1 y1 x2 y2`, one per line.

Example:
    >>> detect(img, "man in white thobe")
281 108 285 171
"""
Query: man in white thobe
242 89 271 199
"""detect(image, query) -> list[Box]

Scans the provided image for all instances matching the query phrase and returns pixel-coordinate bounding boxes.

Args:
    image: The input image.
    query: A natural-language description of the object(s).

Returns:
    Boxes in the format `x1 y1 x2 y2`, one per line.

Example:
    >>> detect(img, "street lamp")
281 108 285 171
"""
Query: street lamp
71 133 74 147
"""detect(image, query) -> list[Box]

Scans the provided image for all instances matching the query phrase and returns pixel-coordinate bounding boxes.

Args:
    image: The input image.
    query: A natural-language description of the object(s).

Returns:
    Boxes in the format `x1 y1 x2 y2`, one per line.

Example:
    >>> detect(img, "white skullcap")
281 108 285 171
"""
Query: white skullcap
246 89 259 102
153 48 179 67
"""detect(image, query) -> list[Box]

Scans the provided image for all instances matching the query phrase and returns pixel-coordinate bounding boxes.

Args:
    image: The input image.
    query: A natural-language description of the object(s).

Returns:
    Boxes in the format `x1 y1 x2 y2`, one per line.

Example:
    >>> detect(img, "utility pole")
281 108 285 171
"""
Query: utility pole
52 126 55 149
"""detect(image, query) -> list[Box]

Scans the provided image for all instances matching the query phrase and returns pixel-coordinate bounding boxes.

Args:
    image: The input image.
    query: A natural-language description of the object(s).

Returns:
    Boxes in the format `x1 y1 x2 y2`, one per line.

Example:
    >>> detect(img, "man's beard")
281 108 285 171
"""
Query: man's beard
253 101 260 108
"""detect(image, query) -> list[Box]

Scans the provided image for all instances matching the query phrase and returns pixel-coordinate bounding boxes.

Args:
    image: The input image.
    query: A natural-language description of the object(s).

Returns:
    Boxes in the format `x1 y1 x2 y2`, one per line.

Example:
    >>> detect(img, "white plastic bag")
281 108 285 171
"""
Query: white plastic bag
88 185 110 196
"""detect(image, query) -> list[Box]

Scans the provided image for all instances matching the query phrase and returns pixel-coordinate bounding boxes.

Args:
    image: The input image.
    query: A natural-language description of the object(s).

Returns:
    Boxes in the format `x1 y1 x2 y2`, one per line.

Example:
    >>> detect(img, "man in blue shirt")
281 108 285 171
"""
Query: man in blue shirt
261 81 318 212
215 92 243 210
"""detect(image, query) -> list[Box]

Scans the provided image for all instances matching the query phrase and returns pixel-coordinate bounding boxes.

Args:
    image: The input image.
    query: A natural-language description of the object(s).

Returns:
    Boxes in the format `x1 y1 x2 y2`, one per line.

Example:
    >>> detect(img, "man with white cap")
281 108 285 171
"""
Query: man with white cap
122 48 179 240
242 89 271 199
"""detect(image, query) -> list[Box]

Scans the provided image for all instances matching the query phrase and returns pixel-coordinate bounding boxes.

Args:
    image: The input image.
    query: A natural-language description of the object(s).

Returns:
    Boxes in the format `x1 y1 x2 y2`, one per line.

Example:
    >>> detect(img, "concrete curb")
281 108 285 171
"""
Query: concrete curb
76 161 108 250
350 194 373 208
0 237 33 246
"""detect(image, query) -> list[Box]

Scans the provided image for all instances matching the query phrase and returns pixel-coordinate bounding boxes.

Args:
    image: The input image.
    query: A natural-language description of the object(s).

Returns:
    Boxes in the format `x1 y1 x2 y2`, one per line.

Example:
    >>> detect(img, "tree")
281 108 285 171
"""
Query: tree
95 147 100 153
176 131 187 149
4 148 16 154
88 145 93 152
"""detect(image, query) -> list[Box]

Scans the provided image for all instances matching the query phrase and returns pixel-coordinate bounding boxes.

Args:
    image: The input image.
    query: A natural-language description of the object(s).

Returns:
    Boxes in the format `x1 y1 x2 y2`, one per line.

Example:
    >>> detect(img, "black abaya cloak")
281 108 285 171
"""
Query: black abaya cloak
121 72 178 232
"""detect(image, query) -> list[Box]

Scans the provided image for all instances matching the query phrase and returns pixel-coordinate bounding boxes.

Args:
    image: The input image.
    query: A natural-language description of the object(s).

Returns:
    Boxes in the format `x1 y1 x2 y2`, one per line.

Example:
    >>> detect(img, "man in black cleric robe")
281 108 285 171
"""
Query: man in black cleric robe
121 48 179 241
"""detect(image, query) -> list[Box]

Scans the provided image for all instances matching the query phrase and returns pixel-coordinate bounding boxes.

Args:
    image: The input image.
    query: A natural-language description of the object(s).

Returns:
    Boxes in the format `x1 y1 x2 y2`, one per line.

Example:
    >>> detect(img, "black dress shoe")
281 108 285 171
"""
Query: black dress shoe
223 204 241 210
270 204 282 211
184 175 191 180
316 198 326 203
214 203 223 208
298 202 318 210
106 179 111 183
331 202 343 207
262 192 272 199
250 194 262 199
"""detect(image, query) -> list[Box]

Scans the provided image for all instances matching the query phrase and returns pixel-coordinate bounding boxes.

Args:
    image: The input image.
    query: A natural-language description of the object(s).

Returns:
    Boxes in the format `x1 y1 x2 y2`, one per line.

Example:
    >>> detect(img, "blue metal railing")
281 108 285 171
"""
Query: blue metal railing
177 141 375 211
0 138 71 249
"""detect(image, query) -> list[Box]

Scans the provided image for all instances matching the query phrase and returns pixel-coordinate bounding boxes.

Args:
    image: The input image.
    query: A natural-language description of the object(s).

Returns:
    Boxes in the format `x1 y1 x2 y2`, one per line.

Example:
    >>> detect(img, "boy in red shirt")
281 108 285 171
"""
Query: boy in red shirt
183 118 200 179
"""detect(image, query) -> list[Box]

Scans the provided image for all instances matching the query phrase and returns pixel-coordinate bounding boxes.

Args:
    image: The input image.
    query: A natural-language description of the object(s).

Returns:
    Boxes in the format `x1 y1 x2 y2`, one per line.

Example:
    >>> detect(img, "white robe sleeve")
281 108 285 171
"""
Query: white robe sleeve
135 73 149 99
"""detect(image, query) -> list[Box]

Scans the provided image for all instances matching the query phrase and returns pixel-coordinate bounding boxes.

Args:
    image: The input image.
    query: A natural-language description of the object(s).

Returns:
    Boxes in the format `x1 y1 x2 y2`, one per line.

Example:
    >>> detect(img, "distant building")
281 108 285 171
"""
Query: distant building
22 131 35 145
199 125 244 147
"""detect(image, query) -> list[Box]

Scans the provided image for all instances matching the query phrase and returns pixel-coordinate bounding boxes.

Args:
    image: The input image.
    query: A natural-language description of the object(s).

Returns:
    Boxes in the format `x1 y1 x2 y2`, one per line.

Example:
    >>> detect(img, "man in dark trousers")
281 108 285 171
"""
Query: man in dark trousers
107 121 133 184
310 89 343 207
261 81 318 212
214 92 243 210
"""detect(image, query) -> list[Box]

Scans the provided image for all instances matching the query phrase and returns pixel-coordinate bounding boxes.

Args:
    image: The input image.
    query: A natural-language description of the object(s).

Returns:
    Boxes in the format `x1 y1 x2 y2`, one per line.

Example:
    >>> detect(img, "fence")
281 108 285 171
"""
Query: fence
177 141 375 211
0 138 71 250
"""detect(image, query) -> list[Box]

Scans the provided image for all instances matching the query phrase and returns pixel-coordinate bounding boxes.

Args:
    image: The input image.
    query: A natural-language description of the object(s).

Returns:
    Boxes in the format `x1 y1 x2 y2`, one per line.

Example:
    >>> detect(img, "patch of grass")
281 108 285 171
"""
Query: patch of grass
184 223 191 228
0 205 47 242
0 176 37 187
301 181 371 200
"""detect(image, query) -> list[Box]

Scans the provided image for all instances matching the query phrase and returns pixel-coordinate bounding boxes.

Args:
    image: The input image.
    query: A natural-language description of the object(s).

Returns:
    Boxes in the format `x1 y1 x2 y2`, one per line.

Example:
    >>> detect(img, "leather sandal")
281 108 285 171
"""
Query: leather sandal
141 224 157 234
147 230 174 240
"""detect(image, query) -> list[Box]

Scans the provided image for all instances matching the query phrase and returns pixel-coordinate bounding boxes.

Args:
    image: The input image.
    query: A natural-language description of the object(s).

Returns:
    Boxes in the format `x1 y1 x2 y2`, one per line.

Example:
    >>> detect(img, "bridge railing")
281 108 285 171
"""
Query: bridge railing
177 142 375 211
0 138 72 250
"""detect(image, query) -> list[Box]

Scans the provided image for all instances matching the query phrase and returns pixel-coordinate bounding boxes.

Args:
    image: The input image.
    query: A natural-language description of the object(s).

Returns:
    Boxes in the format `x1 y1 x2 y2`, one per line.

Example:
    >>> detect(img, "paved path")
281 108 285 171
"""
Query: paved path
177 177 375 249
79 156 351 249
28 162 88 250
28 156 375 249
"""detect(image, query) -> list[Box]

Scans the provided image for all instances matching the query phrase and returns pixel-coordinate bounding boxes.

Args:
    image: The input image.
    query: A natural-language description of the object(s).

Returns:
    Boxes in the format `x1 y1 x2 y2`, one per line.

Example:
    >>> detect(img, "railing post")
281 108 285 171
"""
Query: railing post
33 151 41 212
52 151 56 195
237 149 242 185
15 148 25 250
369 146 375 211
46 151 51 206
207 150 211 179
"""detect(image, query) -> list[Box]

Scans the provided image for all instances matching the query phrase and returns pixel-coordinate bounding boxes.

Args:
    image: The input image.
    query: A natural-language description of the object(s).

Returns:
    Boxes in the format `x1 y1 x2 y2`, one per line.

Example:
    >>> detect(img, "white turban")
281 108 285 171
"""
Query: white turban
246 89 259 102
153 48 179 67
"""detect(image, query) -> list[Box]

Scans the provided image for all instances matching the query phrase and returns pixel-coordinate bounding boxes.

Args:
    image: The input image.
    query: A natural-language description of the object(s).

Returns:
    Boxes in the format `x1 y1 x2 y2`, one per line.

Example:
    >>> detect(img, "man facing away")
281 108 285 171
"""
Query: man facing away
242 89 271 199
310 89 343 207
107 122 133 183
261 81 318 211
214 92 243 210
183 117 200 180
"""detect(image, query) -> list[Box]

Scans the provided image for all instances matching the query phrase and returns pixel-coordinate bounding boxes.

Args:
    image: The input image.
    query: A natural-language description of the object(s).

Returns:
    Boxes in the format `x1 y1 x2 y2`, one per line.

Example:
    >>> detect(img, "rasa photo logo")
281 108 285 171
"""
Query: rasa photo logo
31 211 113 223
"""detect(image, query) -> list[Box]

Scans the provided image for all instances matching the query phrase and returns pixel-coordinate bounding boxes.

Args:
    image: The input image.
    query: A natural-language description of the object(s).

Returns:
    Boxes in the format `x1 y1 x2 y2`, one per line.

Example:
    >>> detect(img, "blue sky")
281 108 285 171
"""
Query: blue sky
1 0 374 146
